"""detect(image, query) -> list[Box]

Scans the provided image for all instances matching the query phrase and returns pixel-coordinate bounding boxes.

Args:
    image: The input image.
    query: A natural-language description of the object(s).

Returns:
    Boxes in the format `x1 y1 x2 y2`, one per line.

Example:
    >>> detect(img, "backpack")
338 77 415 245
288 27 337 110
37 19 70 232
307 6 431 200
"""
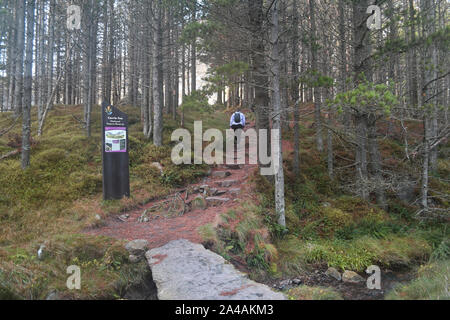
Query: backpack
233 112 241 123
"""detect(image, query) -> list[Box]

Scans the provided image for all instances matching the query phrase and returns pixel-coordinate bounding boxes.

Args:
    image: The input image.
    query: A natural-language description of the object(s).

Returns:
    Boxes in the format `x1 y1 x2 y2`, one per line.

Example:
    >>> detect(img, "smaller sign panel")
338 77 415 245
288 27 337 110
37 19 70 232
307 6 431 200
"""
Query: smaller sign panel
105 127 127 153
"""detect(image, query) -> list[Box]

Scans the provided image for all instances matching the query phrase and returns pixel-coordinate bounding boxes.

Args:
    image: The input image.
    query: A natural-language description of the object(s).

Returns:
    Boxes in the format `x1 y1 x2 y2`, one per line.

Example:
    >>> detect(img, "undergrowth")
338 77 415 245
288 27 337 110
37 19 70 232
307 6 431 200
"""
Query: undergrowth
0 104 229 299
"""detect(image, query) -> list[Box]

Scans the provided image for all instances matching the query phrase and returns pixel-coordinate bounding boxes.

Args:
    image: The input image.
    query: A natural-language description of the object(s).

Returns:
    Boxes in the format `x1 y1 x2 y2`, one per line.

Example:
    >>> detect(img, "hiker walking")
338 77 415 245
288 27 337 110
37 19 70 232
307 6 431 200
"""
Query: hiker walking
230 110 246 148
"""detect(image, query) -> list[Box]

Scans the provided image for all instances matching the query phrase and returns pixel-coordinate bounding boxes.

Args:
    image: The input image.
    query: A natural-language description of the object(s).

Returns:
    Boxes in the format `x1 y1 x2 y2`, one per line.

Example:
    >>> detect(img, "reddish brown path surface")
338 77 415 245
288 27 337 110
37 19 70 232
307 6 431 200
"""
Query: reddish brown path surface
86 124 259 249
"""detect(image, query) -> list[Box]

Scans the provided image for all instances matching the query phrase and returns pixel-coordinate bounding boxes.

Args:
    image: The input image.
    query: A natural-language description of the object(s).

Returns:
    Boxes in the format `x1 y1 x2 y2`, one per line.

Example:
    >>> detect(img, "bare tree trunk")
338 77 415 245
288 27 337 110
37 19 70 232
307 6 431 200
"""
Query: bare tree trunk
248 0 270 169
7 2 17 111
368 116 386 210
37 0 46 123
47 0 55 110
353 0 371 201
13 0 25 117
143 0 152 138
173 24 179 120
82 0 97 137
355 113 369 200
190 4 197 93
292 0 300 176
428 0 439 173
338 0 350 127
309 0 323 152
270 0 285 228
153 0 164 146
22 0 35 169
421 117 430 210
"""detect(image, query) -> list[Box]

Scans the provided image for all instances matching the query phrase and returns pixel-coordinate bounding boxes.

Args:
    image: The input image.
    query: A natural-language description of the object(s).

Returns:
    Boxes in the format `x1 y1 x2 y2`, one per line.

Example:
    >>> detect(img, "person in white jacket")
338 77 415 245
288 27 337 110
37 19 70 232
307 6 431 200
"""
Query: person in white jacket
230 110 246 130
230 111 246 148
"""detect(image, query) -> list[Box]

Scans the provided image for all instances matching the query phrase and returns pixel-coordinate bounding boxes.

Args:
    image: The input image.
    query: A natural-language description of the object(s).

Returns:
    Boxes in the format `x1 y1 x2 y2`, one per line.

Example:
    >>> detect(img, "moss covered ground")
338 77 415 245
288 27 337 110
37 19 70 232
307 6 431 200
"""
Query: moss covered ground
0 104 229 299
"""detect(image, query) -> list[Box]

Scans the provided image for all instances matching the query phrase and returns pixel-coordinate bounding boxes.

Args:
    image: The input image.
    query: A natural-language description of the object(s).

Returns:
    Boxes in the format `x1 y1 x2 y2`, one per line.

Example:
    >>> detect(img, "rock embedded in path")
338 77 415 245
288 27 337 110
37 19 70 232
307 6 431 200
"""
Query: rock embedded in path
224 164 241 170
342 270 365 284
212 171 232 178
145 239 286 300
206 197 230 206
216 180 238 188
325 267 342 281
229 188 241 196
125 239 149 257
119 214 130 222
208 188 227 196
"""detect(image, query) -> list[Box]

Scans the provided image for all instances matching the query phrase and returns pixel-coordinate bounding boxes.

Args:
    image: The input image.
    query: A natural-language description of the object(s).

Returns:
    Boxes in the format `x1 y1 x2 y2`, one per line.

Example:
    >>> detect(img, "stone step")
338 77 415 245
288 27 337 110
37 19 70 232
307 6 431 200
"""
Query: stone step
206 197 230 206
193 185 210 194
207 188 227 196
228 188 241 196
224 164 241 170
216 180 238 188
145 239 286 300
212 171 232 178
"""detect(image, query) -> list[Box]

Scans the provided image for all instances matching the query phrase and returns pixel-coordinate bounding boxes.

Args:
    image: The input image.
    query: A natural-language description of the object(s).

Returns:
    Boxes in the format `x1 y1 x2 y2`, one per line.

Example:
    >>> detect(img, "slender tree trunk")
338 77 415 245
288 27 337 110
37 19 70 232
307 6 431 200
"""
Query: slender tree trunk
47 0 55 110
153 0 163 146
7 2 17 111
421 117 430 210
353 0 371 200
190 4 197 93
270 0 285 227
248 0 270 169
368 116 386 209
13 0 25 117
338 0 350 127
22 0 35 169
142 3 151 137
309 0 323 152
292 0 300 176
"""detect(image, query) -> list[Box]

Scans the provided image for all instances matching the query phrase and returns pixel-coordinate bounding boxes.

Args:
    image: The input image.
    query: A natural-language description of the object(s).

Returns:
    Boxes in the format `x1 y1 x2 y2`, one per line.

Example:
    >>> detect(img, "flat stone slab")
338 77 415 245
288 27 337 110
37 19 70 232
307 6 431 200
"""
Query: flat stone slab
228 188 241 196
206 197 230 206
145 239 286 300
212 171 232 178
216 180 238 188
224 164 241 170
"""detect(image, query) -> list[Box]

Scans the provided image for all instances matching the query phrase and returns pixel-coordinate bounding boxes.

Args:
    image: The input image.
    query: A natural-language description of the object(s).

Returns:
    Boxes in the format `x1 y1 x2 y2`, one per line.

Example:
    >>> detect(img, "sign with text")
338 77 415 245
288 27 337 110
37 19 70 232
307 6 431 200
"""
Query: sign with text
101 102 130 200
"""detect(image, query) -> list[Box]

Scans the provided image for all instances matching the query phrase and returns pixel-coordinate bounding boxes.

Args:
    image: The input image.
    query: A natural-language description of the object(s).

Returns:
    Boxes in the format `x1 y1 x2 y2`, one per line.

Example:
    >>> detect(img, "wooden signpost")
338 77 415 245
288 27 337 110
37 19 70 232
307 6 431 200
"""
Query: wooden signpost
101 101 130 200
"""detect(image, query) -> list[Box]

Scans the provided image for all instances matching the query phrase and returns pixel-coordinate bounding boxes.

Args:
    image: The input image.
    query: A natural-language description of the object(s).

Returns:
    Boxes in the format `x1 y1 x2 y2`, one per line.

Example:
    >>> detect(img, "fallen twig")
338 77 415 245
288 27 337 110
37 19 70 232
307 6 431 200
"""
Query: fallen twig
0 149 20 161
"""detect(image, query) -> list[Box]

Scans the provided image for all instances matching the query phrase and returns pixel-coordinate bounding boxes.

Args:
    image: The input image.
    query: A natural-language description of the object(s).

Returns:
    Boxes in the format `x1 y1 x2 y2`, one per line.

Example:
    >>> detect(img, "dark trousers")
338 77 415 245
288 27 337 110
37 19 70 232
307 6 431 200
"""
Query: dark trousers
231 124 244 147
